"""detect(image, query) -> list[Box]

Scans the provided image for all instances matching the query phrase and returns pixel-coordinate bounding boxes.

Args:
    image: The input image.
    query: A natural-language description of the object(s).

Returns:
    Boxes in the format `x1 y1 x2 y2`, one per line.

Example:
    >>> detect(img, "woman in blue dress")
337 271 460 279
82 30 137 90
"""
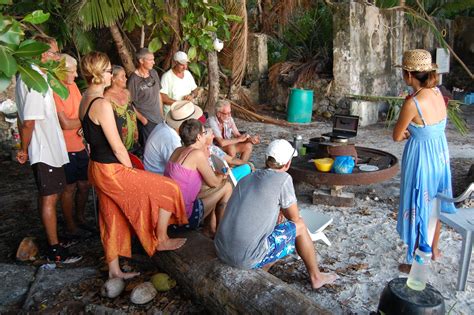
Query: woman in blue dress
393 49 456 268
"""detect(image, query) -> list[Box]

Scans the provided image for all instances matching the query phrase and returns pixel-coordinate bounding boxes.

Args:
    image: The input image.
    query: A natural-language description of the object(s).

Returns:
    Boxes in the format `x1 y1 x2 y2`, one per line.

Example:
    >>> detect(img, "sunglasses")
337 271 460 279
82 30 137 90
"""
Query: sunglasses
142 76 156 88
201 128 212 136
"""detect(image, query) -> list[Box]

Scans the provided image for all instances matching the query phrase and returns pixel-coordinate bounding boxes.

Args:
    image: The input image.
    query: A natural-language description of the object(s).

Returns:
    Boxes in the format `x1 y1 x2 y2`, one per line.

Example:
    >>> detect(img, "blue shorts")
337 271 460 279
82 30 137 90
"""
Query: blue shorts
172 199 204 230
253 221 296 269
64 149 89 184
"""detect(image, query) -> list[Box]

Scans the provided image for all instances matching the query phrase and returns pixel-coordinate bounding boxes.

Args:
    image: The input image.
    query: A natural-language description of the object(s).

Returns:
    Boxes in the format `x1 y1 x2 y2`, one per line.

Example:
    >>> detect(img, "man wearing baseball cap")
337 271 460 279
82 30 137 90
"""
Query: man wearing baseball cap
160 51 199 117
215 139 337 289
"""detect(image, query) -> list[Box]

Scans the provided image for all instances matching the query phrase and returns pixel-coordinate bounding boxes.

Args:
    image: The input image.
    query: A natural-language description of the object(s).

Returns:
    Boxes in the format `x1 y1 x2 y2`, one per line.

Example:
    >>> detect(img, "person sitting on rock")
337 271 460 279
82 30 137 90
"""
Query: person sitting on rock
208 99 259 162
214 139 337 289
143 100 203 174
165 119 232 237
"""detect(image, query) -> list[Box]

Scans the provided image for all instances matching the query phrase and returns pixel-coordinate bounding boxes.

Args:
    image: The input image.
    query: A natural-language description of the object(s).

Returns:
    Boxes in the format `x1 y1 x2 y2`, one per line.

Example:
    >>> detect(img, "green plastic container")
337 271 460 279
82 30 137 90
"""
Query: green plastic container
287 88 313 123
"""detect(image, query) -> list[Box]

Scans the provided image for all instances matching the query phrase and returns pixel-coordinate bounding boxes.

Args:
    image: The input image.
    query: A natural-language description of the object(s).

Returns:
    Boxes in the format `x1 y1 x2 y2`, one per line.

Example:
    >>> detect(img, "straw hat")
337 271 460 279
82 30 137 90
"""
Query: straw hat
165 100 203 129
397 49 438 72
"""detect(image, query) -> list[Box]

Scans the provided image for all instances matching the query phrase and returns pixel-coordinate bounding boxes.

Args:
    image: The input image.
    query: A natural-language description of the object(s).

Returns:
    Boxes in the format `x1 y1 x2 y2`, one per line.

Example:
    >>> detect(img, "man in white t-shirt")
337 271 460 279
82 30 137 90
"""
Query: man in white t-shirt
160 51 198 116
15 35 81 264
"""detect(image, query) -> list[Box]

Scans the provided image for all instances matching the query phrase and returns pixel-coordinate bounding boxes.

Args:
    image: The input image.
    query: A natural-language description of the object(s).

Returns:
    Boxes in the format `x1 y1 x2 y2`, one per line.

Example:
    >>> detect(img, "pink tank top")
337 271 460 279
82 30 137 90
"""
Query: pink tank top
164 149 203 217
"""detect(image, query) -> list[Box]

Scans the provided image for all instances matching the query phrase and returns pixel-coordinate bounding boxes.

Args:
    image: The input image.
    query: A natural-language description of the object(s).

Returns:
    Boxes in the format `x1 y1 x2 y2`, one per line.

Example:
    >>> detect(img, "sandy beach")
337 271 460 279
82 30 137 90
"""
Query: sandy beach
237 105 474 313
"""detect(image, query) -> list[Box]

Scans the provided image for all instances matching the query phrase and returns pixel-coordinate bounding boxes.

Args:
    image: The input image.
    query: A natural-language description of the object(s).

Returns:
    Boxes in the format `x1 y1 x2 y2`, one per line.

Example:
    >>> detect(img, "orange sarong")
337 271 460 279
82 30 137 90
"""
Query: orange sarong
89 161 188 263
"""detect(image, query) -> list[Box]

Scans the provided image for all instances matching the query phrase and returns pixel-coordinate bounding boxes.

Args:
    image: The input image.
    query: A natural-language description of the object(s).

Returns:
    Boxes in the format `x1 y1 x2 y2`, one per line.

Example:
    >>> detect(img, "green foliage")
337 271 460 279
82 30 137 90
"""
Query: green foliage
375 0 474 19
268 3 332 66
0 7 68 98
348 94 469 135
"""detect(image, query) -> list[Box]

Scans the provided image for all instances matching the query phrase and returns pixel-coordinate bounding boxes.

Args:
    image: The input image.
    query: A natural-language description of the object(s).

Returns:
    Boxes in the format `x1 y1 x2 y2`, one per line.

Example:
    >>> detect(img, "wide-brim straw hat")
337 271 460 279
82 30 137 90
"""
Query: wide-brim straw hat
165 100 203 129
396 49 438 72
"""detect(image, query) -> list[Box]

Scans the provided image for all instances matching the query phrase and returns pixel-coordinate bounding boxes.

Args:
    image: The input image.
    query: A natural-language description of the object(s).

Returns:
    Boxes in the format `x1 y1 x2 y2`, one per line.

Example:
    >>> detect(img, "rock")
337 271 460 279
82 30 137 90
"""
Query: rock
151 273 176 292
130 282 157 305
322 111 332 119
374 197 380 201
101 278 125 298
16 237 38 261
0 263 36 312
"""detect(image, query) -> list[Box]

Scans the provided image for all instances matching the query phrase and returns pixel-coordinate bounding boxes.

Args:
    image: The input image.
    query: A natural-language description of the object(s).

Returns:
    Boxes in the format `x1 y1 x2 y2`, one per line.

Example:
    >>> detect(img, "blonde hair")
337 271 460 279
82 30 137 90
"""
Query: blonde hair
81 51 110 85
61 53 77 70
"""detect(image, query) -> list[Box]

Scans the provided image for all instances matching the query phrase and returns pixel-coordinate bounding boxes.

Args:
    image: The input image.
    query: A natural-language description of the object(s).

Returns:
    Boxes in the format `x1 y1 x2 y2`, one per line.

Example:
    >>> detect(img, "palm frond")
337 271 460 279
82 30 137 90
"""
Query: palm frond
219 0 248 90
78 0 132 30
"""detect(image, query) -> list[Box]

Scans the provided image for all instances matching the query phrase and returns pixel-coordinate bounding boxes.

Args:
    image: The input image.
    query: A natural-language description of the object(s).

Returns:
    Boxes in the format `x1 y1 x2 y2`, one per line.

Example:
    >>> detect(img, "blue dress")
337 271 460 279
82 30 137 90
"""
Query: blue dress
397 95 456 263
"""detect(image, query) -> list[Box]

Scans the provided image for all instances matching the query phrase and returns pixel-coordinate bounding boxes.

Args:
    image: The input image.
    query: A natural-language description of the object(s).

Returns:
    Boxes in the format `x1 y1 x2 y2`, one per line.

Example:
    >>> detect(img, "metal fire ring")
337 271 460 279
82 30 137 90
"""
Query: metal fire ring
288 146 399 186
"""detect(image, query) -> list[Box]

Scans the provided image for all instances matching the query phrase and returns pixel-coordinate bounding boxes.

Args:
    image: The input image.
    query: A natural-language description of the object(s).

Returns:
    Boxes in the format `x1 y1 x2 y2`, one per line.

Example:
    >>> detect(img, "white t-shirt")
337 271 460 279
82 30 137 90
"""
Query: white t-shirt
15 66 69 167
143 122 181 174
160 69 197 102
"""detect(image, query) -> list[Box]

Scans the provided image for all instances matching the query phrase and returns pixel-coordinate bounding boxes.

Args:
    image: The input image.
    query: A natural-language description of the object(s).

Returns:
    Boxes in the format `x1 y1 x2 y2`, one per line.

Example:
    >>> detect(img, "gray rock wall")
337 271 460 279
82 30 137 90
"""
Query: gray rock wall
332 2 453 126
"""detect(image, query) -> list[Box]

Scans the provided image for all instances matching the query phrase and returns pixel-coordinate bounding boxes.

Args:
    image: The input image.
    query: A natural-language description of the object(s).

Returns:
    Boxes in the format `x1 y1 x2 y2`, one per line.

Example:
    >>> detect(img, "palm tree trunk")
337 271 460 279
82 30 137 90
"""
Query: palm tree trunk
206 50 219 115
109 23 135 75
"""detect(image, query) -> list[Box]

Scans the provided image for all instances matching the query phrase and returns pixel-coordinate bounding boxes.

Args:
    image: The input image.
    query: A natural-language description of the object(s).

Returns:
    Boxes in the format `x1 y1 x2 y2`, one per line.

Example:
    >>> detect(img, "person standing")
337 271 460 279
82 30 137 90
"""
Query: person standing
127 48 163 147
104 65 140 153
80 52 187 279
393 49 456 268
160 51 198 116
53 54 91 237
16 35 81 263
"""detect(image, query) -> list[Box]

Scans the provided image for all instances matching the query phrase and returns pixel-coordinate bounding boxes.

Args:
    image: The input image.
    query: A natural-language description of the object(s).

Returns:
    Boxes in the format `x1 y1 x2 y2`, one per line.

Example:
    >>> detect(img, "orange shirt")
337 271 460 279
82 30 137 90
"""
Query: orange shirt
53 82 85 152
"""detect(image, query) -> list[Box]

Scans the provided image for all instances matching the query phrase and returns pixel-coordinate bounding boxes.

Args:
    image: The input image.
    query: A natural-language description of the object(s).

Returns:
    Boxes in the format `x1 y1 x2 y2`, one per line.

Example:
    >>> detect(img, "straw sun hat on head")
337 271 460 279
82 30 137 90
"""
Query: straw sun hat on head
165 100 203 129
397 49 438 72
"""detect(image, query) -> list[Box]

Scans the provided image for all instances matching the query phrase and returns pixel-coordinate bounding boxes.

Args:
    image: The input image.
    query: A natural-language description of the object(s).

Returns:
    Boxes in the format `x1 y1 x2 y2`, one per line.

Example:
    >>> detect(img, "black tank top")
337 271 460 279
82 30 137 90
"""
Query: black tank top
81 97 120 164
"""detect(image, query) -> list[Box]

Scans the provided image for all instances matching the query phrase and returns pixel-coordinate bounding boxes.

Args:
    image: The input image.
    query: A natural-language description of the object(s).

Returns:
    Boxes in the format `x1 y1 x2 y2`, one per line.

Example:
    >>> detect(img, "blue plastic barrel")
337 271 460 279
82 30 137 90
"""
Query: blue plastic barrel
287 88 313 123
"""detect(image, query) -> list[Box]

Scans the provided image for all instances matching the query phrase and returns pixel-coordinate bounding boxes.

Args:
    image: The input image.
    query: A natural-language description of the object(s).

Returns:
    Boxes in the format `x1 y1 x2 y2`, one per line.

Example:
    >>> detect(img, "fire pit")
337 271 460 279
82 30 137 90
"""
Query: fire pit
288 146 399 206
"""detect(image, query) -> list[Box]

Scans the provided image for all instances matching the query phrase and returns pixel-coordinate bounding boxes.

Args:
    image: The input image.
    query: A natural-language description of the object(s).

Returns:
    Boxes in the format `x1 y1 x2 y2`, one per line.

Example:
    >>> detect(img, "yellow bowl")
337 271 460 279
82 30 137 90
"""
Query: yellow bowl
314 158 334 172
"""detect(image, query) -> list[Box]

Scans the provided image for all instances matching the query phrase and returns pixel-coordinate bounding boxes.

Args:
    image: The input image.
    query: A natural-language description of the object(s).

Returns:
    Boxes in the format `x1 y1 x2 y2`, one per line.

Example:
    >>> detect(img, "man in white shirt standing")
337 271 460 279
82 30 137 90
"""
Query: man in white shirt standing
16 35 81 264
160 51 198 116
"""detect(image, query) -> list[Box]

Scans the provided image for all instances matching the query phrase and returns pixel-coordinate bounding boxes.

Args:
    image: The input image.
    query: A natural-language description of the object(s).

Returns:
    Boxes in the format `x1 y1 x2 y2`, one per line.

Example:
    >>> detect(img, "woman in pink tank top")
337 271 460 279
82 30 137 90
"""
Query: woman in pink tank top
165 119 232 237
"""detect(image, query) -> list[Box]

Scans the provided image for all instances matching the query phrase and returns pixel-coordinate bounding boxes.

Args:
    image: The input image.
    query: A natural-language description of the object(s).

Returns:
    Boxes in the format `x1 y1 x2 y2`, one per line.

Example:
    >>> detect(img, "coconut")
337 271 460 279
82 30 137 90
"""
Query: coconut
101 278 125 298
16 237 39 261
151 273 176 292
130 282 157 304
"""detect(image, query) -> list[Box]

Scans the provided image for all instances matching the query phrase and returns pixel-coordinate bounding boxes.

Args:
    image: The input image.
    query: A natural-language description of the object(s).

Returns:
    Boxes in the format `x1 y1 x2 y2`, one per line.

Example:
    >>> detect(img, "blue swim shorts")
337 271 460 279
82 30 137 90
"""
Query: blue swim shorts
253 221 296 269
172 199 204 230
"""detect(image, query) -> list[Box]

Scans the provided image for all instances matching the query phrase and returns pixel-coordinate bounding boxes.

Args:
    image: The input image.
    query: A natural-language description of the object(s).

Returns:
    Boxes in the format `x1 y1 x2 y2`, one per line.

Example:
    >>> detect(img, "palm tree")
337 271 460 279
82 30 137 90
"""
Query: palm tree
77 0 135 74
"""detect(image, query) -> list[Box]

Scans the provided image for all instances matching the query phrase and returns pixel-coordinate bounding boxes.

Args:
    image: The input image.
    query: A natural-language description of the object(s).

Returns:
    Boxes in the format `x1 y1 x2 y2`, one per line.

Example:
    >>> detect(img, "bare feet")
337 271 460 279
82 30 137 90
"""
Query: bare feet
432 249 442 261
311 272 338 289
398 263 411 274
109 271 140 280
157 237 187 251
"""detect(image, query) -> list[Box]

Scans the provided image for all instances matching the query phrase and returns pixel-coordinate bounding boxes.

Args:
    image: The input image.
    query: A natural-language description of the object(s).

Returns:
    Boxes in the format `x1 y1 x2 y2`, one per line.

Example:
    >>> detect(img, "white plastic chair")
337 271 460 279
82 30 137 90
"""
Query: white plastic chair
299 209 333 246
436 182 474 291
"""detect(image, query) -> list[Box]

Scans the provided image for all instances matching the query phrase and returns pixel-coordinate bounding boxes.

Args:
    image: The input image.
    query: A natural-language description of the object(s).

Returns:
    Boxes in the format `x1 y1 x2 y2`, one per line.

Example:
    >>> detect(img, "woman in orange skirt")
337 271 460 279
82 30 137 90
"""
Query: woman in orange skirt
79 51 188 279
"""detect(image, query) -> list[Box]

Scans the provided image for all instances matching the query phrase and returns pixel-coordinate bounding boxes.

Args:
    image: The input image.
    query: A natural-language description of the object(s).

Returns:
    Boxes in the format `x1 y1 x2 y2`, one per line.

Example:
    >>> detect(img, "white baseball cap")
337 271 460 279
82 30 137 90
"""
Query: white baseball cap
265 139 298 165
174 51 189 65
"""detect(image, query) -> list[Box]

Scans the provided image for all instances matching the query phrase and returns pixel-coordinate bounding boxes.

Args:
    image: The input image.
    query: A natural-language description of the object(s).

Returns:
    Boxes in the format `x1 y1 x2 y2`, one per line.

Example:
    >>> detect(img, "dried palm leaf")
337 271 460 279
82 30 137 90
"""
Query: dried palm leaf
268 62 283 90
237 87 257 111
230 100 291 127
294 59 325 86
219 0 248 89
